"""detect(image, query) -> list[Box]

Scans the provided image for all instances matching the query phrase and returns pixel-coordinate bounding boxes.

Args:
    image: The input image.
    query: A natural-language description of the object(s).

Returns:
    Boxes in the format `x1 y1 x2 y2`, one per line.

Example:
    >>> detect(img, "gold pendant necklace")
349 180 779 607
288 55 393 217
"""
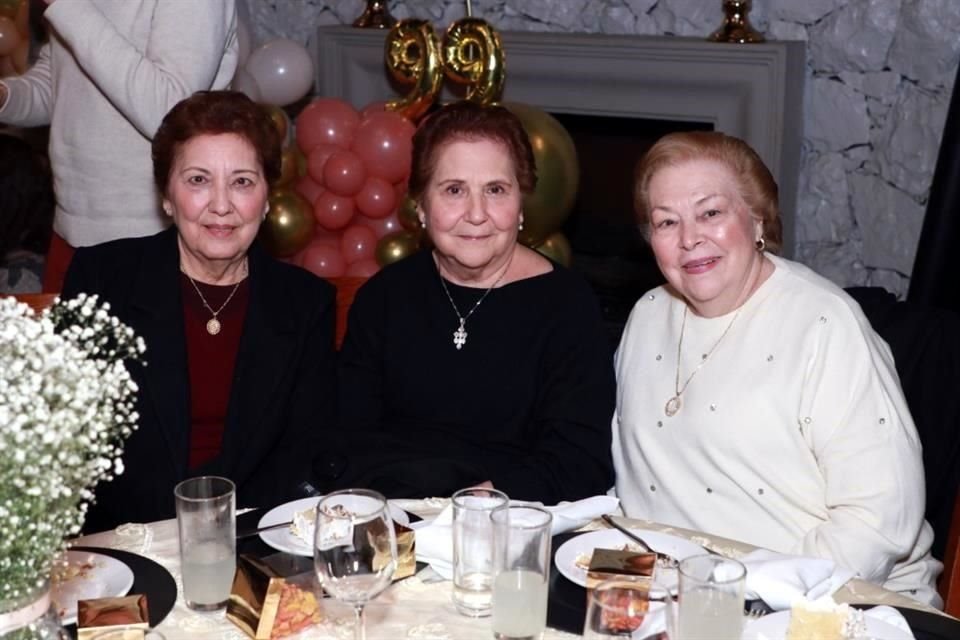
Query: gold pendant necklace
183 268 244 336
665 304 742 417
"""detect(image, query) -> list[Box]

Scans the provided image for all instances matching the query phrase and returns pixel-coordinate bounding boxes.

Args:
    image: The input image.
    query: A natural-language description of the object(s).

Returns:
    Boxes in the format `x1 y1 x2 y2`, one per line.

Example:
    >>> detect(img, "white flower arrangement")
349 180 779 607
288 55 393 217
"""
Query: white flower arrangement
0 294 145 604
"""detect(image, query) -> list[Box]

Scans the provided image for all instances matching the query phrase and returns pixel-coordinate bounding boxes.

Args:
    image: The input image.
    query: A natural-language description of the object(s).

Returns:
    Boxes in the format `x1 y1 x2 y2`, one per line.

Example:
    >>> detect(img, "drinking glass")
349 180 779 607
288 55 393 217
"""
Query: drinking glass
583 578 675 639
676 555 745 640
451 487 509 617
490 505 552 640
313 489 397 640
173 476 236 611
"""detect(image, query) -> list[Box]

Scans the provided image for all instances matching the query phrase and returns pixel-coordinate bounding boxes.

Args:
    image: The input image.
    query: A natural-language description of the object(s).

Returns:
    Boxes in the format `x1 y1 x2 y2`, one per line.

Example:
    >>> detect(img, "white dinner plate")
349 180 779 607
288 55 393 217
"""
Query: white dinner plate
555 528 706 590
51 550 134 625
258 497 411 557
742 610 913 640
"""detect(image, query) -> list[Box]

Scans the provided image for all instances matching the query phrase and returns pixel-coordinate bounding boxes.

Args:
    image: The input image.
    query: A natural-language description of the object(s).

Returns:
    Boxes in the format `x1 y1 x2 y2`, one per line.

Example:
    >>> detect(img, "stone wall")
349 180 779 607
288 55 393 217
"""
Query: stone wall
241 0 960 297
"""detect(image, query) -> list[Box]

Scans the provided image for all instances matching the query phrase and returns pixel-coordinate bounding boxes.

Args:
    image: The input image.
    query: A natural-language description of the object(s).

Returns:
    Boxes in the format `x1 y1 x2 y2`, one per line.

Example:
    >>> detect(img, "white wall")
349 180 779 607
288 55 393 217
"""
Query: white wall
242 0 960 297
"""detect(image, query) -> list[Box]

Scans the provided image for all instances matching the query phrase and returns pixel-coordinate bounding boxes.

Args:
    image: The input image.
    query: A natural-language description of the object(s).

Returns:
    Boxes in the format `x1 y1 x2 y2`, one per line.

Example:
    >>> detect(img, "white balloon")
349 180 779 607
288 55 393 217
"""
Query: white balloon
231 68 262 103
236 17 253 66
245 38 314 107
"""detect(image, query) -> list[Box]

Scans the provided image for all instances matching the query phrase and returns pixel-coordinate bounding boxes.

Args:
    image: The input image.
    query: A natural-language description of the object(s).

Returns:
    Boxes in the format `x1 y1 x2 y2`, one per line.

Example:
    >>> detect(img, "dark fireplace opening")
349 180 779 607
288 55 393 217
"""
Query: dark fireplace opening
551 113 713 347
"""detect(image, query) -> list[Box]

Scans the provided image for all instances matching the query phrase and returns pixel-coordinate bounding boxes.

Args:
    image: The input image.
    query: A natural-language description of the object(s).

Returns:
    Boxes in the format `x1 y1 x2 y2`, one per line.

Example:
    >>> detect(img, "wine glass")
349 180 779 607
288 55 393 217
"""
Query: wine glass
313 489 398 640
583 578 675 639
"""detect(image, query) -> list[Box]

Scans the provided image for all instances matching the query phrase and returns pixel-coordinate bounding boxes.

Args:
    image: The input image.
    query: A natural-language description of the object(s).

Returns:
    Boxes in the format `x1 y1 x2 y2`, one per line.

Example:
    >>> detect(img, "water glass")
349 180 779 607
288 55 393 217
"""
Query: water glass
583 578 675 639
676 555 745 640
173 476 236 611
451 487 509 617
490 505 552 640
313 489 397 640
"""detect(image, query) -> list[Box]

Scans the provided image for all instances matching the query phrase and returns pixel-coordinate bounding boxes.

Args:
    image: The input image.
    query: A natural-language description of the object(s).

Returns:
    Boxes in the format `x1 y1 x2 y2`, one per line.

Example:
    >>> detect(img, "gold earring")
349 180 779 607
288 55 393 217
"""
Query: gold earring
756 237 766 253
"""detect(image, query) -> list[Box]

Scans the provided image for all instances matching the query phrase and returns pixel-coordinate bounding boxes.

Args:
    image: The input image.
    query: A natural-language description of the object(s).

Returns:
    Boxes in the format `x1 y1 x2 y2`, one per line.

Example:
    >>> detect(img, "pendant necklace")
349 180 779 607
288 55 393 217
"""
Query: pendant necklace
665 304 742 417
437 253 512 350
183 264 245 336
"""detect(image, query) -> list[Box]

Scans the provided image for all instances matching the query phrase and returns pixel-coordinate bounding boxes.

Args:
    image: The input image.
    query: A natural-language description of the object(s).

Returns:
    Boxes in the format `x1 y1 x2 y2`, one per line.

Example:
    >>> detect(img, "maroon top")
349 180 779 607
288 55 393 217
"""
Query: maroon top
180 273 250 470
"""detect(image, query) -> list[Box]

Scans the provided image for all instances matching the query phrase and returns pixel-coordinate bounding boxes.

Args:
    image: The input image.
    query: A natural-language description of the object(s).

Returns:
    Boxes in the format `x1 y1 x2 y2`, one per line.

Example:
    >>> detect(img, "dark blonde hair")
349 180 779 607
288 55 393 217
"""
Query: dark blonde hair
408 101 537 203
633 131 782 254
152 91 282 196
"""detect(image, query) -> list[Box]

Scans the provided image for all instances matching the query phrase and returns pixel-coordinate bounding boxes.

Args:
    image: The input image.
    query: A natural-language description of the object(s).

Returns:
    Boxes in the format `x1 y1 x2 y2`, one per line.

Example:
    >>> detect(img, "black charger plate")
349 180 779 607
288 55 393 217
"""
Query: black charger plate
545 532 960 639
65 546 177 638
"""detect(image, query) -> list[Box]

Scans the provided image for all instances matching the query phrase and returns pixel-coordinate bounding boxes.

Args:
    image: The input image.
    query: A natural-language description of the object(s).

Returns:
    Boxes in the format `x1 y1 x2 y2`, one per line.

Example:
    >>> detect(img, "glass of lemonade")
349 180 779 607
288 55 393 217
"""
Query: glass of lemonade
676 555 745 640
174 476 236 610
452 487 509 617
490 505 552 640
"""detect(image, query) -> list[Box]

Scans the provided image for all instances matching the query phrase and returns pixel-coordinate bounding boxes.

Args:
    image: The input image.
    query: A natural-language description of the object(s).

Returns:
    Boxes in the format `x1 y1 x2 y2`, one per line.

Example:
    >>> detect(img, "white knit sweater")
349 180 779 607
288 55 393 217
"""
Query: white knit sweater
0 0 238 246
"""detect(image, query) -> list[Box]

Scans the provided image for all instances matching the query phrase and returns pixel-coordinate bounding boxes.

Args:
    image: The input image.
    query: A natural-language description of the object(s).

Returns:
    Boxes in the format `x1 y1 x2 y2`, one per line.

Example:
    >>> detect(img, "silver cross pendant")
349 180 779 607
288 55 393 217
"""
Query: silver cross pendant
453 321 467 350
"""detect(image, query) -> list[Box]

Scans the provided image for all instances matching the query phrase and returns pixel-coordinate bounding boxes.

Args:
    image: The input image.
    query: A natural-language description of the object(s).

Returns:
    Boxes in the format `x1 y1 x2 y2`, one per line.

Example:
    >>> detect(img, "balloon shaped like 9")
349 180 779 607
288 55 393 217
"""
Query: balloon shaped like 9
245 38 315 107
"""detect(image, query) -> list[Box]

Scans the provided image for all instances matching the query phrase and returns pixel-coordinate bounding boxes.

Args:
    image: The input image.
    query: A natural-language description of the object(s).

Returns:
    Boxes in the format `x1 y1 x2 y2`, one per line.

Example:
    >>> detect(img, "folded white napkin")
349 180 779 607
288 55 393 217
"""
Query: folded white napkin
863 605 914 637
414 495 619 579
741 549 855 611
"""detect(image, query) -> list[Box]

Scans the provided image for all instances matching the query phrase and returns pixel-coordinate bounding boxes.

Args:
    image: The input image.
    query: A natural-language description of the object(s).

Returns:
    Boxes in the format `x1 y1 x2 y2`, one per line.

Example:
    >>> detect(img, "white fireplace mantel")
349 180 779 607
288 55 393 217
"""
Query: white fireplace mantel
312 26 805 255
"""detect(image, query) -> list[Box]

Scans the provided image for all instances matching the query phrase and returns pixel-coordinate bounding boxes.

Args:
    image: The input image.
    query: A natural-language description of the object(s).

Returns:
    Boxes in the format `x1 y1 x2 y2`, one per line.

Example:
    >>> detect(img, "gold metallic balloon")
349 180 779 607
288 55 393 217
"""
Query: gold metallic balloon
262 104 290 142
0 0 22 21
385 19 443 122
397 194 421 231
533 231 572 267
443 18 505 106
504 102 579 246
276 146 305 187
260 189 315 257
375 229 421 266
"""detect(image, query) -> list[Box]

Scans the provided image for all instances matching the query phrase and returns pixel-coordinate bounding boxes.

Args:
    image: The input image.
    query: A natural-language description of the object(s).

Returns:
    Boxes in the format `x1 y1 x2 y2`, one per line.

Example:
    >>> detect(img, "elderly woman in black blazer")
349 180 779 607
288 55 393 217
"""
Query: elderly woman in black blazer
64 91 336 532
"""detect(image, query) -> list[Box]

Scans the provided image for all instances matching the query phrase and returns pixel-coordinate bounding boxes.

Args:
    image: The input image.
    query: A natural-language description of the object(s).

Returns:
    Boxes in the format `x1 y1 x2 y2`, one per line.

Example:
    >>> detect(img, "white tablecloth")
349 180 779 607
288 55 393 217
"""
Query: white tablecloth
70 504 945 640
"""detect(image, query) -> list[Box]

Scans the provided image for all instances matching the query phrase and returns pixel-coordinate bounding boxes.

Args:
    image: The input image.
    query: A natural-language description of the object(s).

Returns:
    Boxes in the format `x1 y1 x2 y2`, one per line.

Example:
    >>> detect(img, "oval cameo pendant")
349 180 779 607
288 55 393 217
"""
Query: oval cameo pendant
206 317 222 336
664 396 681 417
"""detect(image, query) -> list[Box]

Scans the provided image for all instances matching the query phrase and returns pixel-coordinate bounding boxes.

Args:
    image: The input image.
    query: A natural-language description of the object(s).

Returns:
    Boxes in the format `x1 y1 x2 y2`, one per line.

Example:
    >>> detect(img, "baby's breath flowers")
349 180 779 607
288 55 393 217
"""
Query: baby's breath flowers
0 294 145 604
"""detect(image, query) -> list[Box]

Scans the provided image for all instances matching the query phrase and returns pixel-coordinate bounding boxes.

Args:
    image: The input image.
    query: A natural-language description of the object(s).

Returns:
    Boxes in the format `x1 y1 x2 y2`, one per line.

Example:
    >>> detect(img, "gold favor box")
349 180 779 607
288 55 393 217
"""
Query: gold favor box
227 554 321 640
585 548 656 589
76 594 149 640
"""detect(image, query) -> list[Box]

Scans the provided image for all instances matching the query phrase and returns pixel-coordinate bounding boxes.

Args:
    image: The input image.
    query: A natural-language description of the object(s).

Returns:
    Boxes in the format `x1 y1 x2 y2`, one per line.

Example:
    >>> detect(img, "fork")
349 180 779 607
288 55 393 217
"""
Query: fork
600 514 680 568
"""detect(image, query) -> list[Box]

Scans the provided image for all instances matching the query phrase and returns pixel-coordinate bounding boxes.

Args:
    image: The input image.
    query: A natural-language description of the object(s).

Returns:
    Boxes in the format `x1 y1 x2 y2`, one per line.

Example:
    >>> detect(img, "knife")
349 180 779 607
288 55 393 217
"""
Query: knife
236 519 292 540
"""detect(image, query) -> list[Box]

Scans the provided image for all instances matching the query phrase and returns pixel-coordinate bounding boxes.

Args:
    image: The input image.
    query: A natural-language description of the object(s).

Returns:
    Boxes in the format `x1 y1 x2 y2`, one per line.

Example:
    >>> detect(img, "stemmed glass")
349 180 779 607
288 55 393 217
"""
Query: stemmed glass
313 489 398 640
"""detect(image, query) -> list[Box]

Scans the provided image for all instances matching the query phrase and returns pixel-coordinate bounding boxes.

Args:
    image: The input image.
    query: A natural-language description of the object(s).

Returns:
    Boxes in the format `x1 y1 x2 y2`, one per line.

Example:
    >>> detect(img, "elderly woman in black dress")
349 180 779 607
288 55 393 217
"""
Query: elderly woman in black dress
333 101 615 502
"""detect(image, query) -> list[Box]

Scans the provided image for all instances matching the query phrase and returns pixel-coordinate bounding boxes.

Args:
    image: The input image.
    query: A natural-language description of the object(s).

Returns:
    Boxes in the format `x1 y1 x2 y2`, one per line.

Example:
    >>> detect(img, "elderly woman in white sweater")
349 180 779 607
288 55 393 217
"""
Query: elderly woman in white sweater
613 131 942 607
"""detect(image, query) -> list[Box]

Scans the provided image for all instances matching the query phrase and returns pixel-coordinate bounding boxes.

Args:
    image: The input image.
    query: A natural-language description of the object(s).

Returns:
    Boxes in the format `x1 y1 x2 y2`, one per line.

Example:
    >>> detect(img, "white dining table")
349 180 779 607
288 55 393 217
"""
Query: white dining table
69 502 946 640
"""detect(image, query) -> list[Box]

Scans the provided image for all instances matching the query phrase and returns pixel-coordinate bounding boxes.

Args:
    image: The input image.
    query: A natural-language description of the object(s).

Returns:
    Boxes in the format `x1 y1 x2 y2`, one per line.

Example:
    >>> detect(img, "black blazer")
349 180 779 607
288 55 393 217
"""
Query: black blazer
63 227 336 533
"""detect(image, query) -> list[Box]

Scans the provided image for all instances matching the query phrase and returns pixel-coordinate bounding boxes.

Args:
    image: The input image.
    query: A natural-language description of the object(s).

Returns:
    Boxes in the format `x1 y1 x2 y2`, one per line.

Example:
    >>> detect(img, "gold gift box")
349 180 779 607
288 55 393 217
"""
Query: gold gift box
585 548 656 590
394 520 416 580
227 554 320 640
76 594 149 640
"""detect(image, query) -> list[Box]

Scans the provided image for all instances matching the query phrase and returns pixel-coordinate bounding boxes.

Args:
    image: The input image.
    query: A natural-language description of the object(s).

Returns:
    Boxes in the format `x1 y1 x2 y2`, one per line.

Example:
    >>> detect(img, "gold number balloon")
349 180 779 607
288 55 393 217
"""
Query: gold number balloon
385 19 443 122
260 189 315 257
442 18 505 106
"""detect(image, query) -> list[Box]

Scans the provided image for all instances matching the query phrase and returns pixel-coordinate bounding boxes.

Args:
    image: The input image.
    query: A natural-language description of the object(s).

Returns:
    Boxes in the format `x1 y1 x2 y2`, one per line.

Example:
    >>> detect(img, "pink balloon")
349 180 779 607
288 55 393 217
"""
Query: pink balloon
0 17 20 57
302 243 346 278
355 212 402 239
323 149 366 197
360 101 388 119
296 98 360 152
351 111 415 183
306 144 339 185
312 229 341 248
314 191 356 231
346 258 380 278
355 176 397 219
295 176 325 205
340 224 378 264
